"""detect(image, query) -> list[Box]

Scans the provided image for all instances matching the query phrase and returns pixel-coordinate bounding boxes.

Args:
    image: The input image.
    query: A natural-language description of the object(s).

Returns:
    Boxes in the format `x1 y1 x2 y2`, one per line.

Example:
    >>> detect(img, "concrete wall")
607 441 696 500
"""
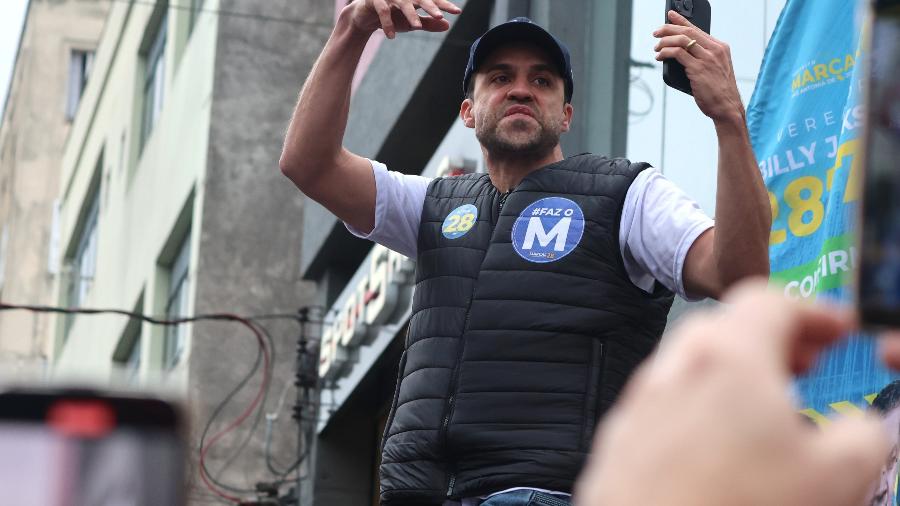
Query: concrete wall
0 0 109 363
186 0 330 497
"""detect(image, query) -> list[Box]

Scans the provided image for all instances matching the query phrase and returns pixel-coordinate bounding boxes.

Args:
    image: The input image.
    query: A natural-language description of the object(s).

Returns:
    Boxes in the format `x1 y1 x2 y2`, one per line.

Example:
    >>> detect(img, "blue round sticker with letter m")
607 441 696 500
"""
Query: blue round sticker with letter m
442 204 478 239
511 197 585 263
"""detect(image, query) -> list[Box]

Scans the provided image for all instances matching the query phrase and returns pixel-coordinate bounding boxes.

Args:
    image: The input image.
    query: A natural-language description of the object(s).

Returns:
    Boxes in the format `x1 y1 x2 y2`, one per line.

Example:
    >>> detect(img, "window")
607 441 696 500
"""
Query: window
123 337 142 382
163 231 191 368
140 12 168 149
65 50 94 120
65 189 99 335
189 0 205 34
113 295 144 384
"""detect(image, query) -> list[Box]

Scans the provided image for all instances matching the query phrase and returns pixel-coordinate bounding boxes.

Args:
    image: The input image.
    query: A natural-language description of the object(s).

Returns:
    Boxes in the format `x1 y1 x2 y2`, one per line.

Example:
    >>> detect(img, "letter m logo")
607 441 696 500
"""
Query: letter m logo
522 217 571 252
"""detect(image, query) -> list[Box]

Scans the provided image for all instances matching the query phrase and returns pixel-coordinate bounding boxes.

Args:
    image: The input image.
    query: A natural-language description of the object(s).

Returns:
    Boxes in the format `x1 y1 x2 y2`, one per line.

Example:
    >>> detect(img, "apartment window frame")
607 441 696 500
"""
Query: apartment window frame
124 336 142 381
65 49 95 121
163 230 191 368
140 10 168 150
64 189 100 335
188 0 205 34
113 294 145 384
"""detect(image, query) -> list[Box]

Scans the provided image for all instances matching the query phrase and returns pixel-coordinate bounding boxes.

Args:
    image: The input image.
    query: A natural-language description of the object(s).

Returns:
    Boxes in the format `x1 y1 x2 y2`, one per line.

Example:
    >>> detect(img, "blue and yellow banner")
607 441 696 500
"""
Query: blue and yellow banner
747 0 897 437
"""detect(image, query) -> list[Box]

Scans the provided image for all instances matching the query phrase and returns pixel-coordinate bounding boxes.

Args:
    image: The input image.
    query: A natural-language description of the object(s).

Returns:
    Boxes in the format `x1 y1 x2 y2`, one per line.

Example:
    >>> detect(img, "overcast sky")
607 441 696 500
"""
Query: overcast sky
0 0 29 118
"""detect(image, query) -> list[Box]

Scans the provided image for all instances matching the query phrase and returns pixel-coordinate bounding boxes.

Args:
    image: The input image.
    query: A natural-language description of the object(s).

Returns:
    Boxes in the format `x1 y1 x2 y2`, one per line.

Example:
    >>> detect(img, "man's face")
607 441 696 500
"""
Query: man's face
866 407 900 506
460 42 573 159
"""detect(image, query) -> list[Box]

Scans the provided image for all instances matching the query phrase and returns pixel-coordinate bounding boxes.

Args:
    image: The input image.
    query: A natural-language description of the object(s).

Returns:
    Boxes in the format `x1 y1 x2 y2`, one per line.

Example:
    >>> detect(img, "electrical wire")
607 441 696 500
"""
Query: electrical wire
273 429 314 486
197 325 264 495
628 59 659 124
0 302 324 503
238 314 323 498
0 302 271 505
200 324 266 493
263 376 295 476
206 319 278 489
197 317 269 504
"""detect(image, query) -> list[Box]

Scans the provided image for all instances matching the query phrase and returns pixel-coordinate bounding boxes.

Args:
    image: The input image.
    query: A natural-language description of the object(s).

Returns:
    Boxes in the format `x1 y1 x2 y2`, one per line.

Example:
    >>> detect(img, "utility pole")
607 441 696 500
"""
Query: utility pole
292 307 321 506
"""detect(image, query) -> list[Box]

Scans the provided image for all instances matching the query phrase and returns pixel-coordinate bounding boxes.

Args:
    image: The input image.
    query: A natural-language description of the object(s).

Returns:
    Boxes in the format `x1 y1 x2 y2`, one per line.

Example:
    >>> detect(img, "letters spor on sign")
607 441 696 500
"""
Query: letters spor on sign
318 246 414 380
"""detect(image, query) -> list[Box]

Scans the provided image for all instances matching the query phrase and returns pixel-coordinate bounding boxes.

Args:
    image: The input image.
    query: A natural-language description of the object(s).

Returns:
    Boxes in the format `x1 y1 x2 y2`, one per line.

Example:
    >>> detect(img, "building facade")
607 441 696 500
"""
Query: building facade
0 0 110 365
48 0 332 502
300 0 786 504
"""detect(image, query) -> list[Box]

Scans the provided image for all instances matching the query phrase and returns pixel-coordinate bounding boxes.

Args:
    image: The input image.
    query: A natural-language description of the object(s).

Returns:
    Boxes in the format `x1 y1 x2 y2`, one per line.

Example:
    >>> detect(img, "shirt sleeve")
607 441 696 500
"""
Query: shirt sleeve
619 168 715 301
344 159 432 258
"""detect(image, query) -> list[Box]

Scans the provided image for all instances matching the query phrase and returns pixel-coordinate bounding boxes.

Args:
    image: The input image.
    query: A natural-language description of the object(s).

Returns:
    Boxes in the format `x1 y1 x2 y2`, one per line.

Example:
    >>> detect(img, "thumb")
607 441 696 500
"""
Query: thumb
811 415 890 506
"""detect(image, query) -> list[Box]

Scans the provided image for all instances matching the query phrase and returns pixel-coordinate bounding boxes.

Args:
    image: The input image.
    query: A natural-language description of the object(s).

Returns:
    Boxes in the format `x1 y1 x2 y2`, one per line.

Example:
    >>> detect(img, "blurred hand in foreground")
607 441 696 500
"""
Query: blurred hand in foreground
575 281 889 506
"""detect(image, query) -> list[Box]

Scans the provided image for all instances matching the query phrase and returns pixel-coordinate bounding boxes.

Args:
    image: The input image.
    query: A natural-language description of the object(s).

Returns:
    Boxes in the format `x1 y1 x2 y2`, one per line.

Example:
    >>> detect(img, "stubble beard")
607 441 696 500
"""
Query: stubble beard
476 108 562 161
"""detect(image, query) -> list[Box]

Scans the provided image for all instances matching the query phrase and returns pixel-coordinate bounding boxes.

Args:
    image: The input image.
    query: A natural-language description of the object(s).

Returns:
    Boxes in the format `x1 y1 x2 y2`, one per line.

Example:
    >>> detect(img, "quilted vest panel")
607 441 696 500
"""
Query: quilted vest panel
379 154 674 505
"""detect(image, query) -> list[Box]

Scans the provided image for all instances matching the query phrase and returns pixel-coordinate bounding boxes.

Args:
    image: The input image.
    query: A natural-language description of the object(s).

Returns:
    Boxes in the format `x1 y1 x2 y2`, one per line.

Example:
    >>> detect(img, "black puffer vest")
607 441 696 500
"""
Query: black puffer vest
379 154 674 504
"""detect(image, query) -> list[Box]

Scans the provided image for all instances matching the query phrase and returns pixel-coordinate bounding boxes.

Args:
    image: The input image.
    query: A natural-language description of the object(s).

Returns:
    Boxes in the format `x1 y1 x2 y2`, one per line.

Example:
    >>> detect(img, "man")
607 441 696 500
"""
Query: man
866 380 900 506
574 282 892 506
280 1 770 504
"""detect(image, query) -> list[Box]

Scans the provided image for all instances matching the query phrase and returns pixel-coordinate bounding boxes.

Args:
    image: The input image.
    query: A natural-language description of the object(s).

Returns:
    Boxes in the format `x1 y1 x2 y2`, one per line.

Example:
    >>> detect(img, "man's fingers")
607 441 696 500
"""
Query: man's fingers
667 9 696 28
398 2 422 29
416 0 444 19
372 1 456 36
812 415 890 505
654 34 692 52
655 12 709 45
374 0 396 38
434 0 462 14
418 15 451 32
654 47 698 67
415 0 461 19
721 281 855 372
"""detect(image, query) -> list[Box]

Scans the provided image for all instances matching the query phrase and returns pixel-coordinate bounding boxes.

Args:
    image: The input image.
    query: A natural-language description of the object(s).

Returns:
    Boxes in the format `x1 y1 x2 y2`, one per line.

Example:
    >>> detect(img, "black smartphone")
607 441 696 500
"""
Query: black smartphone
663 0 712 95
858 0 900 328
0 388 186 506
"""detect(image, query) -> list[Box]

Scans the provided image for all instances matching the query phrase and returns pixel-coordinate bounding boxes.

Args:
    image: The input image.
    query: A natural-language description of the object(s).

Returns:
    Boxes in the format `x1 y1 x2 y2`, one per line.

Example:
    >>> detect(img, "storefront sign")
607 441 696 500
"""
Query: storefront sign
318 245 415 380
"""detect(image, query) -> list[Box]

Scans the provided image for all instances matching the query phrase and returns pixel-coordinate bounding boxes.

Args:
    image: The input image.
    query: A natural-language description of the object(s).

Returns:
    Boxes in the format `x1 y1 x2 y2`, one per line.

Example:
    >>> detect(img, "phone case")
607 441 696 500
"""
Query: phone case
663 0 712 96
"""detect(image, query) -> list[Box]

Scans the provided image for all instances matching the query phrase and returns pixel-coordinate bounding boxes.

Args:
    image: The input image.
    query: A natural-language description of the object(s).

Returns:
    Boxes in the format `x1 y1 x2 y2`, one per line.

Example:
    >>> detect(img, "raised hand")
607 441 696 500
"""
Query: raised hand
349 0 462 39
653 10 745 125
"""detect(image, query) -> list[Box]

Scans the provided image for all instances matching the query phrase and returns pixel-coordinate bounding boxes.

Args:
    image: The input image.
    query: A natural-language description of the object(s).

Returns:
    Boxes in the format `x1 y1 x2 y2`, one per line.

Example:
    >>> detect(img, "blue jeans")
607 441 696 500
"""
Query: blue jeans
479 490 571 506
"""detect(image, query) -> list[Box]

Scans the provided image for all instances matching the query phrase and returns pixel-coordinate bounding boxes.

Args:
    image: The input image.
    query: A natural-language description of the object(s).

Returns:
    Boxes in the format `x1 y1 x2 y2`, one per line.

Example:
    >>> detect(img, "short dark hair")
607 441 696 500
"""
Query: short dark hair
873 380 900 414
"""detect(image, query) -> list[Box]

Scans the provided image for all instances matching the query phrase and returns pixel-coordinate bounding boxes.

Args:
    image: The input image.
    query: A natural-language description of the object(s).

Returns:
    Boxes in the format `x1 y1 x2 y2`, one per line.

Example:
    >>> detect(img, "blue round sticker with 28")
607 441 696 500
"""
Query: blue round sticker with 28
511 197 585 263
442 204 478 239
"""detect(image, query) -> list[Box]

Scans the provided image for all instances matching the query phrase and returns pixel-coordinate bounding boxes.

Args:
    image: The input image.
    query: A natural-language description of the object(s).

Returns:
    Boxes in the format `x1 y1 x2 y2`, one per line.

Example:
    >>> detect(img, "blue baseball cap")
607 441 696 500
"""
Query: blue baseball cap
462 17 574 103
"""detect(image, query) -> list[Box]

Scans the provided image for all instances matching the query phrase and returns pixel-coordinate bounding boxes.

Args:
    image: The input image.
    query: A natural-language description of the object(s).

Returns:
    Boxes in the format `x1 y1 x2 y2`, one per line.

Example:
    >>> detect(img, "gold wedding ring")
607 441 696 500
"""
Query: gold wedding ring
686 39 698 51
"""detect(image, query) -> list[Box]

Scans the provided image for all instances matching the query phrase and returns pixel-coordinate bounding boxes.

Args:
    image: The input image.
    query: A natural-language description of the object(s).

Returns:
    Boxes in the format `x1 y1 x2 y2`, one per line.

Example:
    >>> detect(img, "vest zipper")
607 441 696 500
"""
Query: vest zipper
441 188 513 497
498 190 512 212
442 314 468 498
446 474 456 496
443 189 508 499
442 394 454 436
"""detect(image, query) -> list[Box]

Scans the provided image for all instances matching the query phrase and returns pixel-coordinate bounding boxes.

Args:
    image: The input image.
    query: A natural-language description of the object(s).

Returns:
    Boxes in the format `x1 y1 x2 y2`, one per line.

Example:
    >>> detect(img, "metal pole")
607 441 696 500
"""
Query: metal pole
292 307 321 506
